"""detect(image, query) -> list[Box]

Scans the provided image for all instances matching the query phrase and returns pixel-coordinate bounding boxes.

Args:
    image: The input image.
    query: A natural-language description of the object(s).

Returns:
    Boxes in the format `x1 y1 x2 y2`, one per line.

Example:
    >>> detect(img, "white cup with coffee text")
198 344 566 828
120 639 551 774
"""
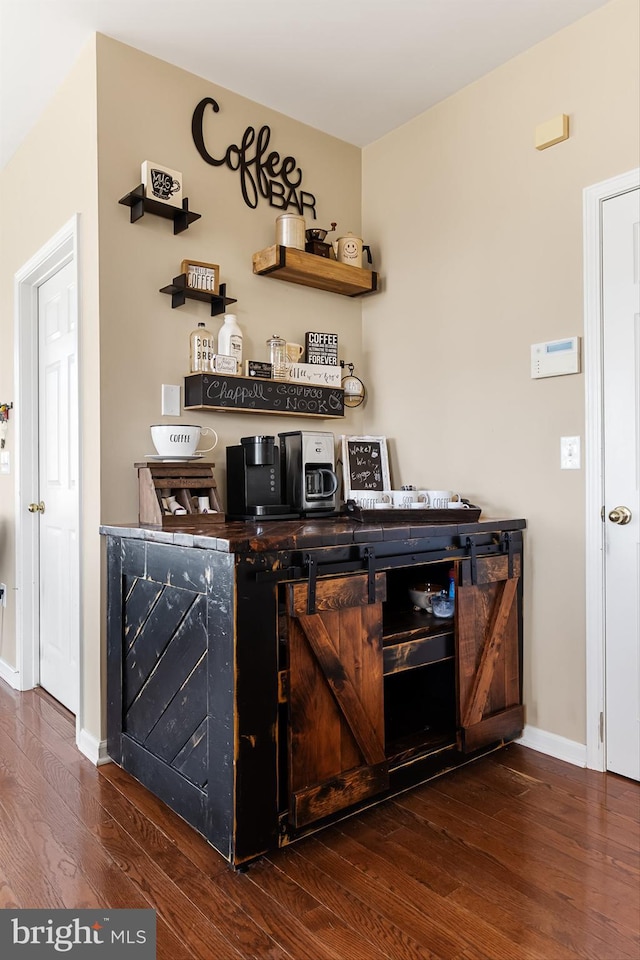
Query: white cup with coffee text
421 490 455 509
151 424 218 458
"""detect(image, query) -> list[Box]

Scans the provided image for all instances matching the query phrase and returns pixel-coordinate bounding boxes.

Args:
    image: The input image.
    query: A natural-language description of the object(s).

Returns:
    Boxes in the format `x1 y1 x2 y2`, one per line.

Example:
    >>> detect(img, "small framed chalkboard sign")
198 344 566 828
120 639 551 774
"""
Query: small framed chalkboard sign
341 435 391 503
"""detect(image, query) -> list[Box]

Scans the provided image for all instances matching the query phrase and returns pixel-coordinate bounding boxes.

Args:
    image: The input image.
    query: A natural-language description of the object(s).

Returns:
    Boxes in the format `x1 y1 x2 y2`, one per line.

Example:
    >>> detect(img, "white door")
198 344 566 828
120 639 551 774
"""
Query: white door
37 260 79 713
602 187 640 781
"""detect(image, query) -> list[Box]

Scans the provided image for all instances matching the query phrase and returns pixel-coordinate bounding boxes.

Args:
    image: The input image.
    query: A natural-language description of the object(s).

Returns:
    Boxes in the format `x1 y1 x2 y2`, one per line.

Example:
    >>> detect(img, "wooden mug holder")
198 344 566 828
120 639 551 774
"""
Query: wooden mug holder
135 461 225 528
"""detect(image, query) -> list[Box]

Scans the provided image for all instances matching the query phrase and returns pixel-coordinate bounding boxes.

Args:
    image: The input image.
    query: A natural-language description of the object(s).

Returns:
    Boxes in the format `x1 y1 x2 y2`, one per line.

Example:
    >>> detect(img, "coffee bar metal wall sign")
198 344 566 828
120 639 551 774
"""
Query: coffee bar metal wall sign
192 98 317 218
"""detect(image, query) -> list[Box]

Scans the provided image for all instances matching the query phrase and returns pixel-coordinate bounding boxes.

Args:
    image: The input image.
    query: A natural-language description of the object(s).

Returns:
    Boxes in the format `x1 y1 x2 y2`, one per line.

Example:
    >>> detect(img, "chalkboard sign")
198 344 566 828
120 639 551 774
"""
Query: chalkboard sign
341 435 391 502
184 374 344 418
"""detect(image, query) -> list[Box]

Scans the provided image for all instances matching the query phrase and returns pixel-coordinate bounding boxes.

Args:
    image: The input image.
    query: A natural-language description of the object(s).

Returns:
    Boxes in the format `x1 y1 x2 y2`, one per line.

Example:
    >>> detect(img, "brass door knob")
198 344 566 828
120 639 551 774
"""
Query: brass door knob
608 505 632 525
28 501 45 514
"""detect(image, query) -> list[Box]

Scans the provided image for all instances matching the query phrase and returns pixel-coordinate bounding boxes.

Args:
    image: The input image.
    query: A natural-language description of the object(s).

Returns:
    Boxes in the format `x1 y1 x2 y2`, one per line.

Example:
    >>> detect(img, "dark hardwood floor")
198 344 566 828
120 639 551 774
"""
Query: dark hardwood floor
0 683 638 960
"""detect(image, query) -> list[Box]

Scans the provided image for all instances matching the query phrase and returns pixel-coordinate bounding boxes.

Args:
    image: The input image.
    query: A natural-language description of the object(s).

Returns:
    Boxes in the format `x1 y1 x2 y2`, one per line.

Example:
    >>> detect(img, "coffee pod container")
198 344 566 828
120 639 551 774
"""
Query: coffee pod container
275 213 305 250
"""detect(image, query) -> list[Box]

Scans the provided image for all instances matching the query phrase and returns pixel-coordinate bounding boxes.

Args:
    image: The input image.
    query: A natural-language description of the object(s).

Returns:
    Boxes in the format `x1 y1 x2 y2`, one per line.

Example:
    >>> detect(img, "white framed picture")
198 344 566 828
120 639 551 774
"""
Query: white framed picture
141 160 183 207
341 435 391 505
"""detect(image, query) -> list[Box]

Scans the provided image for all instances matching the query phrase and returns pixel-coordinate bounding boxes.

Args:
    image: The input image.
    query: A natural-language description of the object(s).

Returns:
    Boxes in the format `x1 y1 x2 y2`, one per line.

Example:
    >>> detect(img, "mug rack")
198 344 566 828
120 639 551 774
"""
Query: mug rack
136 461 224 528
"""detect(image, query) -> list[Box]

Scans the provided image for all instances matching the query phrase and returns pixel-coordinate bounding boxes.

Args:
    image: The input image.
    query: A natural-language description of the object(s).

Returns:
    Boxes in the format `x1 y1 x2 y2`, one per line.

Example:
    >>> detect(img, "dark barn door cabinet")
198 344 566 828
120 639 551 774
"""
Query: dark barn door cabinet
102 516 525 867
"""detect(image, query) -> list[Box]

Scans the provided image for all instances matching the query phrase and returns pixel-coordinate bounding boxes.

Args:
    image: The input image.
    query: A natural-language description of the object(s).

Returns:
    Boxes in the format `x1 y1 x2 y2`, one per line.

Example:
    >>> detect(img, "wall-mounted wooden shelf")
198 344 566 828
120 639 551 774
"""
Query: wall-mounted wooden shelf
159 276 237 316
185 373 345 419
252 245 378 297
119 184 201 234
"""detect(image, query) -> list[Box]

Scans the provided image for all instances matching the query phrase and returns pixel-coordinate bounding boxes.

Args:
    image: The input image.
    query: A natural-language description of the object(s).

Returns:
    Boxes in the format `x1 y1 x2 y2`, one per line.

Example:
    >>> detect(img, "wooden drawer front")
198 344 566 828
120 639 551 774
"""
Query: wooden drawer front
122 576 209 789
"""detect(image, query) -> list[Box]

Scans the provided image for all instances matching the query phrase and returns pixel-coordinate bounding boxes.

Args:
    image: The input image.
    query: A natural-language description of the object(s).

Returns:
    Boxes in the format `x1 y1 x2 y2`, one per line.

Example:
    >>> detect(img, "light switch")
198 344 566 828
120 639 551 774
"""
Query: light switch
0 451 9 474
161 384 180 417
560 436 580 470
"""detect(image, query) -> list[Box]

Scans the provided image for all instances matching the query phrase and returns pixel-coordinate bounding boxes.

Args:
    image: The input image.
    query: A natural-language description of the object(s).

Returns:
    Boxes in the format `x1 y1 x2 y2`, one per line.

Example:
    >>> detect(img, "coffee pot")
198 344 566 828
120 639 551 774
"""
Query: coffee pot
333 232 372 269
279 430 339 516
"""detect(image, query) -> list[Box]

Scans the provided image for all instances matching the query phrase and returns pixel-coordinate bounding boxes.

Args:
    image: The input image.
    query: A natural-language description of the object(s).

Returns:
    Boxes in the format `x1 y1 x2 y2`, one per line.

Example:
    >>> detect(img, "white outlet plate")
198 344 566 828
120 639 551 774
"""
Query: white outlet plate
0 451 9 474
560 435 581 470
161 384 180 417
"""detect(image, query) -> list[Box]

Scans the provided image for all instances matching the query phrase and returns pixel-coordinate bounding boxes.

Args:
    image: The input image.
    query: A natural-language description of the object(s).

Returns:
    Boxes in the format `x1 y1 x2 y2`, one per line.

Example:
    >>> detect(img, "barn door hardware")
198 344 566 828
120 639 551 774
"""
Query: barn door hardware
499 531 515 579
465 536 478 585
363 546 377 603
304 553 318 613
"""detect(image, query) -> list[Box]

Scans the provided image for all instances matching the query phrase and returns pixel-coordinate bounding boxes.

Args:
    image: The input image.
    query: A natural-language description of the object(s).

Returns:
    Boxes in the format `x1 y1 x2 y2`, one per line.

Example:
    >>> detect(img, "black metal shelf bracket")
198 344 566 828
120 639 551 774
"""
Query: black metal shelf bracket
118 184 202 234
159 277 237 316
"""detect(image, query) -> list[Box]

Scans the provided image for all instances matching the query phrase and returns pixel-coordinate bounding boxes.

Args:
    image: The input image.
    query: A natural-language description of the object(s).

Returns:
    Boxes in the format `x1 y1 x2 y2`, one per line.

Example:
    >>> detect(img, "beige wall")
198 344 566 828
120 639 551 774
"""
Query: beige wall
0 40 101 737
361 0 640 743
95 35 364 527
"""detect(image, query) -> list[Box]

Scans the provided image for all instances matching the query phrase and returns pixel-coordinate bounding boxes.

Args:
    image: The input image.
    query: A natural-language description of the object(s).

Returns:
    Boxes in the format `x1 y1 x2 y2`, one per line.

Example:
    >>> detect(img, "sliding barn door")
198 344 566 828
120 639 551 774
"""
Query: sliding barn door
286 572 388 827
456 554 524 753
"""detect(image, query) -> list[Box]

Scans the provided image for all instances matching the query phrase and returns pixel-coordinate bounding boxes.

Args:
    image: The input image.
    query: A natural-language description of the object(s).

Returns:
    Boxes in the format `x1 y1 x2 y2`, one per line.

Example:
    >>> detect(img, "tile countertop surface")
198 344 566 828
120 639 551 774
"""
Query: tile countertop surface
99 516 527 554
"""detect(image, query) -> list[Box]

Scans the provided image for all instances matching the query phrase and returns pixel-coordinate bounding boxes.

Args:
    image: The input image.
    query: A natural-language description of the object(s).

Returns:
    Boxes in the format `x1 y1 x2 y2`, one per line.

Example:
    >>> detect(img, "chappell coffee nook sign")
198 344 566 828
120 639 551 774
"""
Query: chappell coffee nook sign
192 98 317 218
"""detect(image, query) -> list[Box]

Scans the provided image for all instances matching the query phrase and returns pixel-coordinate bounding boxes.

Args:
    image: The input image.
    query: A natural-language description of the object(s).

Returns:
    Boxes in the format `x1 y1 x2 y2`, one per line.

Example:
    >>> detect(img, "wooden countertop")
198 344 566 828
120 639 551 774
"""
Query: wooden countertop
100 516 526 554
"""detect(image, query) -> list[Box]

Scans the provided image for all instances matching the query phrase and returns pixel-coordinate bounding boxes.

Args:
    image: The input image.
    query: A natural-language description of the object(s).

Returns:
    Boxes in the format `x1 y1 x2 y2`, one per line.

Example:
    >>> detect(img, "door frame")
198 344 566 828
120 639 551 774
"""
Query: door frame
14 215 82 741
583 168 639 772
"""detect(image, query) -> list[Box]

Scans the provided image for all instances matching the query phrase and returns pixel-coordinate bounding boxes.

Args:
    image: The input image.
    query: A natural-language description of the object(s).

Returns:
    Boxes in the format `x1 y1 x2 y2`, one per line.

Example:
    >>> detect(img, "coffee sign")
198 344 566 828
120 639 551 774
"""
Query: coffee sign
192 98 317 218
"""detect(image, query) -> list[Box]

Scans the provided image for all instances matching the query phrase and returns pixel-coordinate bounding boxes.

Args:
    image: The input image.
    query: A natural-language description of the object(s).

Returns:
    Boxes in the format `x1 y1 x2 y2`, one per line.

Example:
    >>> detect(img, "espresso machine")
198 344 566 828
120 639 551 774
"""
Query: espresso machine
279 431 339 516
226 436 297 520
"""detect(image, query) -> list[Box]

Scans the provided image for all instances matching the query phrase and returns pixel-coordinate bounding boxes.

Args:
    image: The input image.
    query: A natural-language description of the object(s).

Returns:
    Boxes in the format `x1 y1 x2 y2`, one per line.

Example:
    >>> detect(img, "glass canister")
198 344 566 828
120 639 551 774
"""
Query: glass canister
275 213 305 250
189 321 215 373
266 334 287 380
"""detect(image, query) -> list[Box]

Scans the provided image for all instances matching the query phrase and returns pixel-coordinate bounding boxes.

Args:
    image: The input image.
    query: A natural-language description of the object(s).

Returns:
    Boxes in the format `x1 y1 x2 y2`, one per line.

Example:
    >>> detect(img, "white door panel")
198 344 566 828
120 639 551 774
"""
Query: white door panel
38 260 79 713
603 187 640 781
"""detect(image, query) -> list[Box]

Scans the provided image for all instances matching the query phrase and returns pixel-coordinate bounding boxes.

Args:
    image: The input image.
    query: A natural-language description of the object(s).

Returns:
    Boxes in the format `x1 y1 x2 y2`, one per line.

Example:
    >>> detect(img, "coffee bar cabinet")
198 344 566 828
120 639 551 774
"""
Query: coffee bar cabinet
102 516 525 867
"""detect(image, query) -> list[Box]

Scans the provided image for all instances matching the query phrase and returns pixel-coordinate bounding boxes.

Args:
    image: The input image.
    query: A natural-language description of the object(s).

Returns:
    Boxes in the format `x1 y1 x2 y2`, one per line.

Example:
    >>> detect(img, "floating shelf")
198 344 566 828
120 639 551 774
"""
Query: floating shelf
119 184 201 234
159 276 237 316
252 245 378 297
185 373 345 419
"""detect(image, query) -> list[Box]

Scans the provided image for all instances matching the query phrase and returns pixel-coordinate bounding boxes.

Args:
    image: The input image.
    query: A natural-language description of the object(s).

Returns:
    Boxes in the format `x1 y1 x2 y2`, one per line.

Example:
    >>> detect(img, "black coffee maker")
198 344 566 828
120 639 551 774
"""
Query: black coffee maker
226 435 297 520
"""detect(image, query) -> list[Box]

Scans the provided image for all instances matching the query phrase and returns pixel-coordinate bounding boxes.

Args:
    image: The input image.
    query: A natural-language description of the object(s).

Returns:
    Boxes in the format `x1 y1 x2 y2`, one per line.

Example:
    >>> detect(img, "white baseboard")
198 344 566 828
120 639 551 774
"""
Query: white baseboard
517 723 587 768
77 727 111 766
0 657 20 689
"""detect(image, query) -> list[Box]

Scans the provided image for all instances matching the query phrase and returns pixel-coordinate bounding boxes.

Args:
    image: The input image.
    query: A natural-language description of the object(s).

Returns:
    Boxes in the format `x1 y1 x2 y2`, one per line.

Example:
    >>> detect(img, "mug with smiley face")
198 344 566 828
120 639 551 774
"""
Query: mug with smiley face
335 233 363 268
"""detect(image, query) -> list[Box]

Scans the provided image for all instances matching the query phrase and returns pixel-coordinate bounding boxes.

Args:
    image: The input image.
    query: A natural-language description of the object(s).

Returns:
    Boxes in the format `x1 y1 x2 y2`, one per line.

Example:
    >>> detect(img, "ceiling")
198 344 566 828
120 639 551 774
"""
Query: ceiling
0 0 611 169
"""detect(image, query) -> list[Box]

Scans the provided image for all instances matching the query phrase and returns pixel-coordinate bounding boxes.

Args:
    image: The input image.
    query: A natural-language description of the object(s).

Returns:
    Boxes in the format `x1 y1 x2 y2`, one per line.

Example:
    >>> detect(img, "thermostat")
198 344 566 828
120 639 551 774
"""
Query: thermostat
531 336 581 379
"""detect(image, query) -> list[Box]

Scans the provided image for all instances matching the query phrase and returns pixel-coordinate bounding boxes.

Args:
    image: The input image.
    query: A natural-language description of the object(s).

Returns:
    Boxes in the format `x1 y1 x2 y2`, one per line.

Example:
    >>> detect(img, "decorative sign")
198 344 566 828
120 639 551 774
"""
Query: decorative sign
305 331 338 365
185 374 344 417
141 160 182 206
181 259 219 293
212 354 238 374
192 98 317 218
287 362 341 387
342 435 391 500
245 360 273 378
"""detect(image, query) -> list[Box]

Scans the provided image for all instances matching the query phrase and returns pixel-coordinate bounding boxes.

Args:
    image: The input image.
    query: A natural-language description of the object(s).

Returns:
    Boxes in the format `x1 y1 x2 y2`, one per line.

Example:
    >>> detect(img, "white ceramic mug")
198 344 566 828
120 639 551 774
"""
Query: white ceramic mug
285 342 304 364
422 490 453 509
447 500 469 509
151 424 218 458
391 490 419 508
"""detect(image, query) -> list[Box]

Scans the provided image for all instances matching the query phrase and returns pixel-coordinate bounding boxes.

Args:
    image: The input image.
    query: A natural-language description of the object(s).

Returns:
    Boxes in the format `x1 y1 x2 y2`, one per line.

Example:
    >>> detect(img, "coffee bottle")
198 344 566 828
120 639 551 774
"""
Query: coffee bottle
189 322 215 373
217 314 243 371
